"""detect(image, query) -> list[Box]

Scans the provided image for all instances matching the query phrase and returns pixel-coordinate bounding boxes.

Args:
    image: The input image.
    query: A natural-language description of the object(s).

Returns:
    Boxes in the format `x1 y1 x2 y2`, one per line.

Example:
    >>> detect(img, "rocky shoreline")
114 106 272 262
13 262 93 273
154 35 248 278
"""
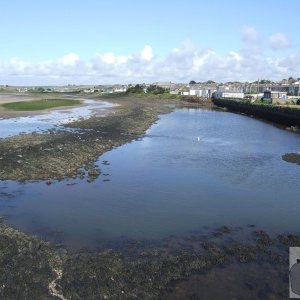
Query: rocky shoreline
0 219 297 299
0 96 180 181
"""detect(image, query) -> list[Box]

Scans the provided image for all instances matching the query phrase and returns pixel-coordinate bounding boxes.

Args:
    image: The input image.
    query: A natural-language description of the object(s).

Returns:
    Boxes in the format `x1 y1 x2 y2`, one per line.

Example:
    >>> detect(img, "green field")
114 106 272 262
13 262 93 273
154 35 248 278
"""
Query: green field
1 98 81 111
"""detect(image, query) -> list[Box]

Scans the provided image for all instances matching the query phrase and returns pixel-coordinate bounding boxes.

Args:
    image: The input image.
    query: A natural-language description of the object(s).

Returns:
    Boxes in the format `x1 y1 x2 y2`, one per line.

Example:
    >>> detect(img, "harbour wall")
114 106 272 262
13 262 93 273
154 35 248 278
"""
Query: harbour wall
212 98 300 127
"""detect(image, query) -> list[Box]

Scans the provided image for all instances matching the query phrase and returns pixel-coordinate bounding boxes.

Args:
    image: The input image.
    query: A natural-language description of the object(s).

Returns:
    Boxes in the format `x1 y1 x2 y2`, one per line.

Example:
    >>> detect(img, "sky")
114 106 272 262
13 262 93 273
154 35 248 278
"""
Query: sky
0 0 300 85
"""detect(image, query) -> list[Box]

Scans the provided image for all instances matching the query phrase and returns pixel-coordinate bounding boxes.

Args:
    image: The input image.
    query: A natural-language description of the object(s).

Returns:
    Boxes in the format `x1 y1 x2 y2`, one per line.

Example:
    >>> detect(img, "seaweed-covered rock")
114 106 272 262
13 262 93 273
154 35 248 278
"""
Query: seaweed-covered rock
255 230 273 249
282 153 300 165
278 234 300 247
0 223 63 299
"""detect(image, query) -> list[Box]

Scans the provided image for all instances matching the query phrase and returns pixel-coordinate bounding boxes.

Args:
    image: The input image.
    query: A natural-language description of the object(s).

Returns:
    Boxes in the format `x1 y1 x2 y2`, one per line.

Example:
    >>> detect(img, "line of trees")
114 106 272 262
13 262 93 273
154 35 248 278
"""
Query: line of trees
126 84 169 95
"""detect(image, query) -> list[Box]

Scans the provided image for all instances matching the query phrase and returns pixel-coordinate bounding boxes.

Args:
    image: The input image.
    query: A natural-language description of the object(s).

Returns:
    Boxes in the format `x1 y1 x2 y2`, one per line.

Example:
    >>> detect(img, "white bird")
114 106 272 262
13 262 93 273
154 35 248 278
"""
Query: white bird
197 136 200 142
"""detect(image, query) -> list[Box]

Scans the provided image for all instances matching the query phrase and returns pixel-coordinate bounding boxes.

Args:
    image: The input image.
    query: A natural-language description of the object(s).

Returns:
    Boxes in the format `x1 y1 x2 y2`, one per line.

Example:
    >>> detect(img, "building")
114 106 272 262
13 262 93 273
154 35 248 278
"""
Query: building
189 85 216 97
289 82 300 96
176 84 217 97
212 91 244 99
263 91 288 103
113 85 127 93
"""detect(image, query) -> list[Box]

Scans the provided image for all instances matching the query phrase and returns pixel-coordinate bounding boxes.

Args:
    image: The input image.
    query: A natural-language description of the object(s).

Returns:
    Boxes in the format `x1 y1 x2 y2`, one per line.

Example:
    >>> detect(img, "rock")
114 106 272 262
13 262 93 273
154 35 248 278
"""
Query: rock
255 230 273 249
282 153 300 165
278 234 300 247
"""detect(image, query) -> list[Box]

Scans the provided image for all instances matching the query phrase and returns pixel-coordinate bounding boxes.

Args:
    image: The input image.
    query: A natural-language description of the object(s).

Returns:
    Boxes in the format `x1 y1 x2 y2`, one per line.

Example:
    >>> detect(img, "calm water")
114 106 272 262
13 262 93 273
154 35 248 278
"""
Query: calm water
1 108 300 249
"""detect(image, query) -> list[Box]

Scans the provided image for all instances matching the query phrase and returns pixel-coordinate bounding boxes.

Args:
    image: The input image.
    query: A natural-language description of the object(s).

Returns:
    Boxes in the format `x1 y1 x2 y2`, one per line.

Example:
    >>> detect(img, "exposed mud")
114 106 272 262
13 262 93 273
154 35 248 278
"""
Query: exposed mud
0 222 296 299
0 97 178 181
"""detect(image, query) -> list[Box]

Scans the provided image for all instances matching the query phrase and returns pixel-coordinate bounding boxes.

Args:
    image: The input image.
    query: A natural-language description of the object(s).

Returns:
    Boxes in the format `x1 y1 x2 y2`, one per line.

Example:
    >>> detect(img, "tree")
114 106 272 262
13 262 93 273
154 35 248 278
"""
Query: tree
189 80 196 85
146 85 168 94
126 84 144 94
288 77 296 84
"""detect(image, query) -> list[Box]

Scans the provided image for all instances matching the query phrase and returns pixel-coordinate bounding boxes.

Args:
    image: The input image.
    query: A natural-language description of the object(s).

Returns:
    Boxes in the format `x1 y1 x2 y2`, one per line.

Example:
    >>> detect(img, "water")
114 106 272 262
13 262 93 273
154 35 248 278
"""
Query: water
0 99 115 138
1 108 300 249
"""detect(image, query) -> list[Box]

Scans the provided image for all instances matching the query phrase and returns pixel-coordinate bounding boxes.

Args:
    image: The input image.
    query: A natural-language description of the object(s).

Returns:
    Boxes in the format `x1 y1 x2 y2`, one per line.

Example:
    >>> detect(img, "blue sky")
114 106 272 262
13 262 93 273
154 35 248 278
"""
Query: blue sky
1 0 300 85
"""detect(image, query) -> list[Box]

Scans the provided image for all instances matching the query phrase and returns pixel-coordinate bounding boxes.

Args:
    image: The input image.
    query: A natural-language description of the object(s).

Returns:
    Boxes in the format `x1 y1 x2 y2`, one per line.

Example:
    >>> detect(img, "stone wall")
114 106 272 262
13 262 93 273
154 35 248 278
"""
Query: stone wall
212 98 300 127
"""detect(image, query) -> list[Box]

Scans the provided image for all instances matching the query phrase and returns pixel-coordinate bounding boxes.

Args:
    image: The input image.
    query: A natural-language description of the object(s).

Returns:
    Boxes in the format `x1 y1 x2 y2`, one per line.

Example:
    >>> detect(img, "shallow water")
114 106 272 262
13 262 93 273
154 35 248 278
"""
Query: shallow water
0 99 114 137
1 108 300 249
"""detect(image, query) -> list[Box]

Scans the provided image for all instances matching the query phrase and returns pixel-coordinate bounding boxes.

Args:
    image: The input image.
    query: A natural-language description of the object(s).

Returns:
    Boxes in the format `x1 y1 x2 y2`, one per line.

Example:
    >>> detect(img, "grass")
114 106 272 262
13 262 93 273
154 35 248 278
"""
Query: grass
1 98 81 111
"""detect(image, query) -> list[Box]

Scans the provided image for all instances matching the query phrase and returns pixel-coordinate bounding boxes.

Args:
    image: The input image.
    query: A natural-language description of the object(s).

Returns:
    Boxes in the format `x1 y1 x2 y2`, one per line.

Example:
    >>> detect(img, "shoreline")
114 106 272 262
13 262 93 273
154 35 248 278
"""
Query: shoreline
0 218 298 299
0 95 297 298
0 96 181 181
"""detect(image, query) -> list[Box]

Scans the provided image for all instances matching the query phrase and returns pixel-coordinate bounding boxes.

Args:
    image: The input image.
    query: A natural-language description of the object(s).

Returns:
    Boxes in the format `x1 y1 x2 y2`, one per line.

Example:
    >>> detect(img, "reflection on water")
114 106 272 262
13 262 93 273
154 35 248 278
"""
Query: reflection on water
0 99 115 138
0 108 300 249
163 262 287 300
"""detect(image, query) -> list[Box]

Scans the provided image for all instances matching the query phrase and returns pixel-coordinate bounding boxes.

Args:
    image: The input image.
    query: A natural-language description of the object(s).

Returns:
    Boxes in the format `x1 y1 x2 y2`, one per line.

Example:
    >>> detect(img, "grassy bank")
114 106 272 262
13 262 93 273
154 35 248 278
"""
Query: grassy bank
1 98 81 111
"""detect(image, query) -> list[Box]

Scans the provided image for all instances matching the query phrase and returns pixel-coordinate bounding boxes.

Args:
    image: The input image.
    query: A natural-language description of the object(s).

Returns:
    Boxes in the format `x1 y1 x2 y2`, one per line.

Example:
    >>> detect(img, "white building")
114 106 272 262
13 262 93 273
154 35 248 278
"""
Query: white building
188 84 217 97
189 88 209 97
213 91 244 99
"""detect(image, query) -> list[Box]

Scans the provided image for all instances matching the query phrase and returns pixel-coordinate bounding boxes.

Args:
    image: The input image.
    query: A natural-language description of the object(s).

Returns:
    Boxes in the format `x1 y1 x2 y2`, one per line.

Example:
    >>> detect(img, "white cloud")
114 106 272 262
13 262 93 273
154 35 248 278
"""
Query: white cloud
141 45 154 61
59 53 80 66
241 26 260 44
269 33 291 50
97 52 129 65
0 43 299 85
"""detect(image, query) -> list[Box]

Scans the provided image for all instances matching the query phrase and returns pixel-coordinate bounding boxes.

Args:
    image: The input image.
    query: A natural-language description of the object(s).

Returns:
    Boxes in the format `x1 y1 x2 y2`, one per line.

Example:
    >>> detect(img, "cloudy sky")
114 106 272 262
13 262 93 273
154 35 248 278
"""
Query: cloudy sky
1 0 299 85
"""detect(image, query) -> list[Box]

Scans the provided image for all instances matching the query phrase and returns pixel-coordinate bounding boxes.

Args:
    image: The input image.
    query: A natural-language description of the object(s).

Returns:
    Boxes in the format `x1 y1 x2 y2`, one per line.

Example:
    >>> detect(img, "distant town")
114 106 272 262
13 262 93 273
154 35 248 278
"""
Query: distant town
1 77 300 104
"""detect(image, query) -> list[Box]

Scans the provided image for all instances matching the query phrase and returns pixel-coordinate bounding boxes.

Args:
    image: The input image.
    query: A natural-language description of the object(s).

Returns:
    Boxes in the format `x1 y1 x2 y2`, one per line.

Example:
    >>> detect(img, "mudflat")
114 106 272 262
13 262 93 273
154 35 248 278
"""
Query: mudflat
0 95 181 181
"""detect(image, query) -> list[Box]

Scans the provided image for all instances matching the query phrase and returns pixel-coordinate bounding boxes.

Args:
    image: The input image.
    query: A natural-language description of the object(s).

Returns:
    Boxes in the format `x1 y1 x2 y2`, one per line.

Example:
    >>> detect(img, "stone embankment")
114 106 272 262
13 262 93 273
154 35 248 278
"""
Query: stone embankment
181 96 215 108
212 98 300 127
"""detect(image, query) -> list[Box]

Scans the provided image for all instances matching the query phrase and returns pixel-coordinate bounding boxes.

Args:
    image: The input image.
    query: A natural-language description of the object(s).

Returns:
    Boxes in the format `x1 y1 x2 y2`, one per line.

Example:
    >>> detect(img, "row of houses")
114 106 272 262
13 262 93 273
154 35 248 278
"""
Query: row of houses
212 90 292 103
244 82 300 95
169 81 300 104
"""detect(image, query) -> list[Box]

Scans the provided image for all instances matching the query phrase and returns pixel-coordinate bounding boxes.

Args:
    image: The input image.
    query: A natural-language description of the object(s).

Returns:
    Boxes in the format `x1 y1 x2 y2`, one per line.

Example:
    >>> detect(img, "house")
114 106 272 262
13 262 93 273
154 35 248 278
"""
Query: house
180 87 190 96
189 85 208 97
181 84 217 97
263 91 287 103
168 83 185 95
212 91 244 99
113 85 127 93
289 82 300 96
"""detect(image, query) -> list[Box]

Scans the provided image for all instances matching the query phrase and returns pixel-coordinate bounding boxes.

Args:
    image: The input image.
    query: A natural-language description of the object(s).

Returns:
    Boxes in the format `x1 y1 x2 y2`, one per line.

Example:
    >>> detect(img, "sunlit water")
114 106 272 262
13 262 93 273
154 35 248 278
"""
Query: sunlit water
0 99 115 138
1 108 300 249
